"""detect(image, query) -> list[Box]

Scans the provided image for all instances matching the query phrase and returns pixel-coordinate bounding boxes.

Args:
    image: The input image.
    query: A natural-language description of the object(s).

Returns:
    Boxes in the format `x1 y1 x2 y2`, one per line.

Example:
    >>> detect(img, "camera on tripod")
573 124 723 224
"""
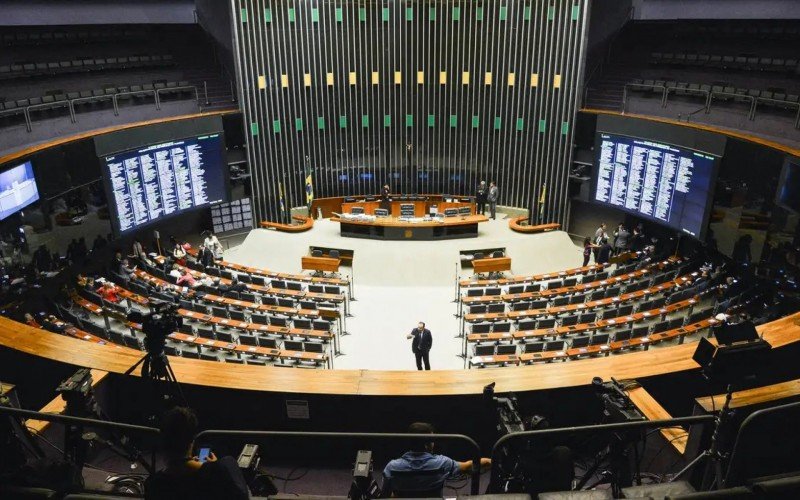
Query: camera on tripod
127 300 182 358
126 300 182 382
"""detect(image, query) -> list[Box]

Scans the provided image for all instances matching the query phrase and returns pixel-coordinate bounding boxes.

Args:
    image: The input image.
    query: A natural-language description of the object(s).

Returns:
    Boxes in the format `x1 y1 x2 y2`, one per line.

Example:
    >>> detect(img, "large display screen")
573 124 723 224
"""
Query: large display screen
592 133 718 239
103 133 228 234
775 158 800 214
0 161 40 220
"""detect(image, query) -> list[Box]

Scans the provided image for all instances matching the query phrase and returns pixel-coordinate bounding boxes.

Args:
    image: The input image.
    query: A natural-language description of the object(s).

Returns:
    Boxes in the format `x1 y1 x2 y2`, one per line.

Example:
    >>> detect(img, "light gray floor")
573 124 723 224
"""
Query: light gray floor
226 216 583 370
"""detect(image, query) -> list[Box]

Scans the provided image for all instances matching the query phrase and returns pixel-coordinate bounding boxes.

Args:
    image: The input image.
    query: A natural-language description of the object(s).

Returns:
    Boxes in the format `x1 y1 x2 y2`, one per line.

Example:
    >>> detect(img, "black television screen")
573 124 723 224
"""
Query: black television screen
102 133 228 234
592 132 719 239
0 161 40 220
775 157 800 214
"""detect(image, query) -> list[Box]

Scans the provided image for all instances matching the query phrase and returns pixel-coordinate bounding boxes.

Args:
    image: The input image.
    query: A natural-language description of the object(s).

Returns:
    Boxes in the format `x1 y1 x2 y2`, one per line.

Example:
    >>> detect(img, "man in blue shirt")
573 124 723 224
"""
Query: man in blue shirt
382 422 491 497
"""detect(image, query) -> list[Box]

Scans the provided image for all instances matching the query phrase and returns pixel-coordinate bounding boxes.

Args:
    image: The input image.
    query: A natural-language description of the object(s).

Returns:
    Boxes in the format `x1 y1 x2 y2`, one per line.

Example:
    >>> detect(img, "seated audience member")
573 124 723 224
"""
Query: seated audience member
99 282 120 303
24 312 41 328
145 406 250 500
172 238 187 266
177 269 198 288
119 259 136 282
169 265 183 280
382 422 491 497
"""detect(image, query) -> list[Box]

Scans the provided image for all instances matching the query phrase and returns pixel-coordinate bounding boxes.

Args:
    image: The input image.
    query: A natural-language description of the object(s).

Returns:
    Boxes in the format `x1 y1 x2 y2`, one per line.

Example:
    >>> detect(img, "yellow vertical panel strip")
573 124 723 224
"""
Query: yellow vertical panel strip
257 75 266 89
508 72 516 86
417 71 425 84
281 74 288 88
349 72 357 85
394 71 402 84
439 71 447 85
371 71 379 84
484 72 492 85
531 73 539 87
553 74 562 88
326 72 334 86
303 73 312 87
462 71 470 85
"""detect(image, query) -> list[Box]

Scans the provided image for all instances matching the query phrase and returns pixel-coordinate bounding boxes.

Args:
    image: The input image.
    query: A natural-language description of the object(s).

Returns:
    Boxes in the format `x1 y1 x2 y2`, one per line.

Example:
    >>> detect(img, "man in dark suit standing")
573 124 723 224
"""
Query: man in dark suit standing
380 184 392 213
407 322 432 370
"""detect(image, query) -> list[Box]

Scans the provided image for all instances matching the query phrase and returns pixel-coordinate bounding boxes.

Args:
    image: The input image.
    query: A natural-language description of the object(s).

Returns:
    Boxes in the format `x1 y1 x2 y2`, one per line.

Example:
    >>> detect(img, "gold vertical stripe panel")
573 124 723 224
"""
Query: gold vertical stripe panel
257 75 266 89
326 72 334 86
394 71 402 84
462 71 470 85
484 72 492 85
280 74 288 88
417 71 425 84
349 72 357 85
303 73 311 87
507 72 515 86
553 74 562 88
439 71 447 85
371 71 379 84
531 73 539 87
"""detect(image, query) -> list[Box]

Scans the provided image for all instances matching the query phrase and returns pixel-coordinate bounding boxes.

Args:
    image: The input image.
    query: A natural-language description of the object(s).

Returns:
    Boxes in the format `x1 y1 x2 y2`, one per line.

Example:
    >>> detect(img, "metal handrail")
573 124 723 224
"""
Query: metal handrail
622 83 666 113
196 429 484 494
491 415 716 489
663 87 711 111
155 85 199 110
753 96 800 128
112 89 158 116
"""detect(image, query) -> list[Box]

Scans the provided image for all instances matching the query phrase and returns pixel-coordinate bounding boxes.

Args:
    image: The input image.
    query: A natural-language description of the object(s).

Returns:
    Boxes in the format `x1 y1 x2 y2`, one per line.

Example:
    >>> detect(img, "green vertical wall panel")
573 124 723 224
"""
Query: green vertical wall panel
382 7 390 21
449 115 458 127
383 114 391 127
335 7 343 22
524 5 531 20
452 6 460 21
427 114 435 127
572 5 580 20
263 7 271 23
471 115 479 128
538 119 546 132
288 7 295 22
406 7 413 21
405 114 414 127
561 121 570 135
362 115 370 128
317 117 325 130
516 118 524 131
339 115 347 128
359 7 366 21
493 116 502 130
240 8 248 22
476 6 484 21
295 118 303 131
499 6 508 20
250 122 259 136
272 120 281 133
311 8 319 22
429 7 436 21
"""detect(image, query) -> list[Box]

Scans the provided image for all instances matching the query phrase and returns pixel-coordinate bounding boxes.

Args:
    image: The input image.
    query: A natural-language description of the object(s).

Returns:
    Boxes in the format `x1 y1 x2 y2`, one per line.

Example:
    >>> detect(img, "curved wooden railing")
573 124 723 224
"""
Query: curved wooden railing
508 215 561 233
260 215 314 233
1 311 798 396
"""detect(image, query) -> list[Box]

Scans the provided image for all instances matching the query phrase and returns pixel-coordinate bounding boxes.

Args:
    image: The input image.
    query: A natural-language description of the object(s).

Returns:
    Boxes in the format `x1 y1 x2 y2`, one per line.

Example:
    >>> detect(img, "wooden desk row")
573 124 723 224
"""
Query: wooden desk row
154 257 345 304
472 257 512 275
461 259 678 306
132 270 322 319
69 294 332 365
469 319 717 368
168 332 330 368
459 263 607 288
457 252 665 288
464 272 698 323
184 248 349 287
466 296 701 343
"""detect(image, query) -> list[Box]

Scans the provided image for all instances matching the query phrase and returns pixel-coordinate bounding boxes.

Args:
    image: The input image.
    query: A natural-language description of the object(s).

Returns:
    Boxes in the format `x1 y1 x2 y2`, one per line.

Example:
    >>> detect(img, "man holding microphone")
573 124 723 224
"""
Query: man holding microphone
407 322 432 370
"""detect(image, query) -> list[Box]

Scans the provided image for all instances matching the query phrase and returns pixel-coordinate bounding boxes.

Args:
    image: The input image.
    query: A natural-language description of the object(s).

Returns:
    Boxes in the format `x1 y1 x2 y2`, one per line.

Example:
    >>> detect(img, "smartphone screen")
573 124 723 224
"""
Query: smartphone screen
198 447 210 463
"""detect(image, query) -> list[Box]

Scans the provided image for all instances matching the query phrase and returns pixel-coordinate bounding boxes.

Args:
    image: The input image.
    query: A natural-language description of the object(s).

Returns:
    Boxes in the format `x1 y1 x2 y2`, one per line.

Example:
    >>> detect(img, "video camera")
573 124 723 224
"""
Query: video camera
127 300 182 357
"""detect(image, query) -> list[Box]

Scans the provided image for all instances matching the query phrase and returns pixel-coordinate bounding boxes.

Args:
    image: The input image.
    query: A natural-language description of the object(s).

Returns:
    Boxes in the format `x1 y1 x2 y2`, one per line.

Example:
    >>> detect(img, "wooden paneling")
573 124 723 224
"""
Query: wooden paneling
2 312 799 396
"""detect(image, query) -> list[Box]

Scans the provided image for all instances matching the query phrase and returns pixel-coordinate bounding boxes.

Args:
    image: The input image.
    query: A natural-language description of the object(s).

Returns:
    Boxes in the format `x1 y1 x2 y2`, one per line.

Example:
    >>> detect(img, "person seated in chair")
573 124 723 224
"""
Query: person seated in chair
382 422 491 497
145 406 250 500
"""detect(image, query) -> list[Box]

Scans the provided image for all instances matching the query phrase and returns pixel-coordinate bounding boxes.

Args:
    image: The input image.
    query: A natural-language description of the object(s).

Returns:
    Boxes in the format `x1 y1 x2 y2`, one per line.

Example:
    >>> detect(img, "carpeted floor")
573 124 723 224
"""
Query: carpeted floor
225 216 584 370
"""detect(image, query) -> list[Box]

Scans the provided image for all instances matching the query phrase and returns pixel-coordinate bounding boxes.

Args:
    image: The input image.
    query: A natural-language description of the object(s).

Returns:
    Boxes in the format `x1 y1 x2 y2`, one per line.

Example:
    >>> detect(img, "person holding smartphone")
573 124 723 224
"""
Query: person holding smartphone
145 407 250 500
